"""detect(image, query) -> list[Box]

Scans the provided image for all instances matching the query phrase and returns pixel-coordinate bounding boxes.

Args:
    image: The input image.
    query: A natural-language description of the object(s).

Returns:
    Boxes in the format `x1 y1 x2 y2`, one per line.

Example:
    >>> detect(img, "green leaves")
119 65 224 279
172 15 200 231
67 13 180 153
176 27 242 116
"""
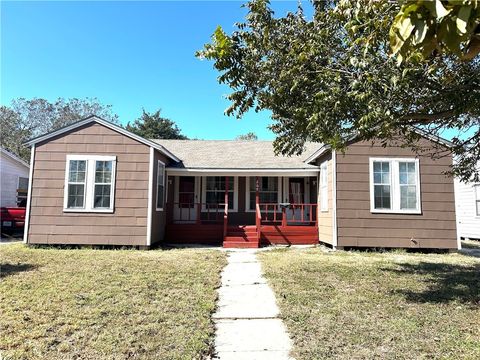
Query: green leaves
390 0 480 62
198 0 480 182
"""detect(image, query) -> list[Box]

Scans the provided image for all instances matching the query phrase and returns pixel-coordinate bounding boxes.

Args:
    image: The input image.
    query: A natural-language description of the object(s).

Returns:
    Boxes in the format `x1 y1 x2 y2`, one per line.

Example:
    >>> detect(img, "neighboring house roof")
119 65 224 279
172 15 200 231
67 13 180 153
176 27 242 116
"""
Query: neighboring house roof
0 147 30 169
153 139 322 170
25 115 180 162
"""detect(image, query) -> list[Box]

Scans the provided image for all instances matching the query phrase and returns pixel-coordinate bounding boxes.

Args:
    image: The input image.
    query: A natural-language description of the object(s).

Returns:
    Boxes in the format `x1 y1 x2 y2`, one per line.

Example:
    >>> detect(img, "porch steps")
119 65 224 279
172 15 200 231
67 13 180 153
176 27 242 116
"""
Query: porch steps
223 225 259 248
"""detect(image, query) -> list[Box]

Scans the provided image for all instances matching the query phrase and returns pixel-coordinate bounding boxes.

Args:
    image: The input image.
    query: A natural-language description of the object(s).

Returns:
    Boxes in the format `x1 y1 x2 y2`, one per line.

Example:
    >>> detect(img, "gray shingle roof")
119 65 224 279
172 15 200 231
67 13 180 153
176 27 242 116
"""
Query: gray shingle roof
151 140 321 169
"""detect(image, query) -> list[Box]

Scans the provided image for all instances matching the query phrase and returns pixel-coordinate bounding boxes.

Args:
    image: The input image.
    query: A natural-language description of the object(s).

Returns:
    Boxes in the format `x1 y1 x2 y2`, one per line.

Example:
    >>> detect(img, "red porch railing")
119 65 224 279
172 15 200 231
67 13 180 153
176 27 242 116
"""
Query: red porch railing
169 202 225 224
257 203 318 227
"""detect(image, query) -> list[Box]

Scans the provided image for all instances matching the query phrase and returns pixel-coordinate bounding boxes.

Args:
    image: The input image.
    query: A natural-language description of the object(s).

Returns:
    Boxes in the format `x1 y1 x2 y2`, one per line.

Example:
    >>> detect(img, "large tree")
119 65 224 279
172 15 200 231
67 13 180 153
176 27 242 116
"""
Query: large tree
125 109 188 140
197 0 480 181
0 97 119 161
391 0 480 63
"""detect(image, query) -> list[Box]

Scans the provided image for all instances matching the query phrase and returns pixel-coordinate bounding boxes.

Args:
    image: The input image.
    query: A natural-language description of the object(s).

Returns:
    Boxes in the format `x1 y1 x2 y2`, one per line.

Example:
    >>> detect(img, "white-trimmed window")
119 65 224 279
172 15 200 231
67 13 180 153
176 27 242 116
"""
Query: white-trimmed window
475 185 480 217
64 155 116 212
246 177 281 211
156 161 165 211
202 176 238 211
369 158 421 214
320 162 328 212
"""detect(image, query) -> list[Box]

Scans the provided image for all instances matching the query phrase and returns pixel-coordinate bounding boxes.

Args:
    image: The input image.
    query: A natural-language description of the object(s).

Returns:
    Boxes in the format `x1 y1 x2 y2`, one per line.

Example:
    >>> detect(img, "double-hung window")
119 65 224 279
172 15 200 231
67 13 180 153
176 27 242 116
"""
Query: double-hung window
156 161 165 211
370 158 421 213
247 177 280 210
320 162 328 212
64 155 116 212
203 176 237 211
475 185 480 217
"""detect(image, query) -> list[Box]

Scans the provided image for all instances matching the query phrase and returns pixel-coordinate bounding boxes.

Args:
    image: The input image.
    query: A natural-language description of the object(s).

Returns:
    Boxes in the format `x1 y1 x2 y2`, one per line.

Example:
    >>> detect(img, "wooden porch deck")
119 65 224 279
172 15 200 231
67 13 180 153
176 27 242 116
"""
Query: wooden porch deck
164 202 319 248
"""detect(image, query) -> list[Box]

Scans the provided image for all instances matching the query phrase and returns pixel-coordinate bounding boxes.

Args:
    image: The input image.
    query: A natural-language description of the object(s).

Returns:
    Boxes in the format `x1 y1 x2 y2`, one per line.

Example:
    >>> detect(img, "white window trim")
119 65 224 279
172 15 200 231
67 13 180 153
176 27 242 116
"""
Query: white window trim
245 176 282 212
320 161 328 212
156 159 165 211
63 154 117 213
474 184 480 218
369 157 421 214
201 176 238 212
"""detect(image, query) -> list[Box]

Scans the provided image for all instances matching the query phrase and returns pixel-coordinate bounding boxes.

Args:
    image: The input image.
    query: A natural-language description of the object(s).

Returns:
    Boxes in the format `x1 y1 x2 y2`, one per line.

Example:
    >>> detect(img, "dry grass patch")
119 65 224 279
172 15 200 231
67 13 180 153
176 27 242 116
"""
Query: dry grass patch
259 248 480 360
0 244 226 360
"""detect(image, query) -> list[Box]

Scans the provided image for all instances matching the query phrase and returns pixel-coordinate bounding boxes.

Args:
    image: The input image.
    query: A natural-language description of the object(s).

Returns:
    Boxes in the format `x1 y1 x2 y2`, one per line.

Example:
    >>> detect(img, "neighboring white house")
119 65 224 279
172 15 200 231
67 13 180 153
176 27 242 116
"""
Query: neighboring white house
0 147 30 207
455 163 480 240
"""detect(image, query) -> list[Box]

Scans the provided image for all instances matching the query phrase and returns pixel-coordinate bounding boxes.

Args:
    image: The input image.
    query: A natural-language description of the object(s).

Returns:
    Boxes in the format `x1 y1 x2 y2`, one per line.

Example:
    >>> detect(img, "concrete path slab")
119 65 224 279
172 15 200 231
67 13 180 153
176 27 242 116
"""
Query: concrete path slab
213 251 294 360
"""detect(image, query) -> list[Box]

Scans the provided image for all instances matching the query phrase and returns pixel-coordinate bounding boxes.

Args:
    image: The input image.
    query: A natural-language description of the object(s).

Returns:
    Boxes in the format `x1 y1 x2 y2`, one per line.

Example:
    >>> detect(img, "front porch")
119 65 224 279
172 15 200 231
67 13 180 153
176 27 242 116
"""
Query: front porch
164 175 319 248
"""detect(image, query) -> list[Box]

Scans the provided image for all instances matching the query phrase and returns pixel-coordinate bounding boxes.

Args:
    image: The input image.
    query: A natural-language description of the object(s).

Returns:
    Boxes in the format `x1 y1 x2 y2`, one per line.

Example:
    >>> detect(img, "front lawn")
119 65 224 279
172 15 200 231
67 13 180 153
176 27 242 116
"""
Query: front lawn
0 244 226 360
259 248 480 360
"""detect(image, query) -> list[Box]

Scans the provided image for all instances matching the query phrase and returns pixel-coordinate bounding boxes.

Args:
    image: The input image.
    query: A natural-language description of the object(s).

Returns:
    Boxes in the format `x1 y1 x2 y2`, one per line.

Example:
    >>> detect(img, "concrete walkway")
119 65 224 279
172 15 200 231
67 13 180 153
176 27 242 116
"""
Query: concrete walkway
213 250 293 360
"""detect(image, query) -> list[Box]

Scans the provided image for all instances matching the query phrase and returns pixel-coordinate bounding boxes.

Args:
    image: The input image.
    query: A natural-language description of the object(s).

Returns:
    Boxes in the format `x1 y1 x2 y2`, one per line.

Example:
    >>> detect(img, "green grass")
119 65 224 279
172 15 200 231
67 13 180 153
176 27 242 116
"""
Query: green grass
0 244 226 360
462 239 480 249
259 248 480 360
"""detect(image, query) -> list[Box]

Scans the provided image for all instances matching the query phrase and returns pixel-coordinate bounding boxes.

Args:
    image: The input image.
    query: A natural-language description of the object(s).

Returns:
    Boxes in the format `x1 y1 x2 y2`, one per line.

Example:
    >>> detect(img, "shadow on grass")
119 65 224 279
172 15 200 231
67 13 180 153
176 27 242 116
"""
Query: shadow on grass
0 263 37 278
386 262 480 305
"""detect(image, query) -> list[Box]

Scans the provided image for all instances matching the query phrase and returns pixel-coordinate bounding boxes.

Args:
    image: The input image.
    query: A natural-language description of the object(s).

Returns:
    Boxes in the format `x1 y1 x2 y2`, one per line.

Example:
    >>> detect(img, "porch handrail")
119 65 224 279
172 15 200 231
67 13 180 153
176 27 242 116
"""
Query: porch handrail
169 202 224 223
257 203 318 226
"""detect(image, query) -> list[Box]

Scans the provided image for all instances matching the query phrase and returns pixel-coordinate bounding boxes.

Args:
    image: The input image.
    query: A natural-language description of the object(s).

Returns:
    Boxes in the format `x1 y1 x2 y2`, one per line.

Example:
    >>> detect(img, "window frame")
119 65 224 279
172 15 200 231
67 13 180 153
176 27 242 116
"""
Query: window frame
320 162 328 212
156 160 165 211
63 155 117 213
369 157 421 214
201 176 238 212
245 176 282 212
474 184 480 217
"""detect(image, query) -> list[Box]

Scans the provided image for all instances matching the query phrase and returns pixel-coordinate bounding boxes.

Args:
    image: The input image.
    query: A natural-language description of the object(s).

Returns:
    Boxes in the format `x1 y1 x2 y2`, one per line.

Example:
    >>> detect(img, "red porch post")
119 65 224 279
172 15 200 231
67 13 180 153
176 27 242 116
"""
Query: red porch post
223 176 229 239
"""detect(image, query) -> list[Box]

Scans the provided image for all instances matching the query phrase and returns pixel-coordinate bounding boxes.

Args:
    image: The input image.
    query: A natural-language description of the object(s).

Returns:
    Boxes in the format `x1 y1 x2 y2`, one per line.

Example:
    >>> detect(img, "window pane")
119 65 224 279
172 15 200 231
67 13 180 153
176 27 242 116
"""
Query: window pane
206 176 233 191
94 184 111 208
373 161 390 185
95 161 112 183
157 184 164 208
69 160 86 182
399 161 416 185
374 185 391 209
67 184 85 208
400 185 417 210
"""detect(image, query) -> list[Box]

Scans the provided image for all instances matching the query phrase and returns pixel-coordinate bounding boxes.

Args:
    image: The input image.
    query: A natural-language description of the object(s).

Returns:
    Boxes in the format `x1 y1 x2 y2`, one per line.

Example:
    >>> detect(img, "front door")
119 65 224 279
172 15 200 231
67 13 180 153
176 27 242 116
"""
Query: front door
286 178 308 222
175 176 197 222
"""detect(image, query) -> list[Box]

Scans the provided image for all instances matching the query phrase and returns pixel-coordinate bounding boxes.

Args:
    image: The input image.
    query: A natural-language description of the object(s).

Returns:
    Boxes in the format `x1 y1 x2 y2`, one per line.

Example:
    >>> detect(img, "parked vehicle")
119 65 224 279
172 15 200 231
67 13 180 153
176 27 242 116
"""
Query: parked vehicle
0 207 26 234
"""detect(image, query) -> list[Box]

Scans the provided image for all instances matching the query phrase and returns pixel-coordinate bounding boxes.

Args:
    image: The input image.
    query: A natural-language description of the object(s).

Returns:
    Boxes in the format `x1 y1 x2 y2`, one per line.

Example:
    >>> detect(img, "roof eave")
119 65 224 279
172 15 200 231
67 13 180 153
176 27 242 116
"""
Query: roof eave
24 115 180 162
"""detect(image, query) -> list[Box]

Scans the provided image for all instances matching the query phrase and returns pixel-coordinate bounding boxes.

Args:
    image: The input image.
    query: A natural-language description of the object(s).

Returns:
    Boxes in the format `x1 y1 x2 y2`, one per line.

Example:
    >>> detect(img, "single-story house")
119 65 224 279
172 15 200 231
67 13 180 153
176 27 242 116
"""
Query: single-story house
1 147 29 207
455 162 480 240
23 115 458 249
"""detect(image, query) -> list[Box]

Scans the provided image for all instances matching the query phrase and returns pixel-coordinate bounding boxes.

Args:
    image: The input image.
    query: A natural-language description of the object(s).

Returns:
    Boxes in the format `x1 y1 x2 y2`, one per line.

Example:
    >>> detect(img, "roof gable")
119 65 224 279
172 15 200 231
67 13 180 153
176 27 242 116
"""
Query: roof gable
0 147 30 169
25 115 180 162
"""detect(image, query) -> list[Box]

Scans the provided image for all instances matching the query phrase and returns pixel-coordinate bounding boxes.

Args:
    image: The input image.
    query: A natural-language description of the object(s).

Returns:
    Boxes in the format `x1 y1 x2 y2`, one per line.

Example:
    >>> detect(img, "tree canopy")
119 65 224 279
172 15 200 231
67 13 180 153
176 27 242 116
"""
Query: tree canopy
391 0 480 63
0 97 119 161
235 132 258 140
197 0 480 181
125 109 188 140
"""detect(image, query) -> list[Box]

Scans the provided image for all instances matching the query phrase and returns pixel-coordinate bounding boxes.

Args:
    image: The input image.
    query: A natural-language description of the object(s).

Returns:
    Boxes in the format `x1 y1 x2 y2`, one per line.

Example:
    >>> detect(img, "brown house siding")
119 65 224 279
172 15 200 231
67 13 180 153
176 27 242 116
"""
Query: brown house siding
316 153 334 245
28 123 151 246
335 139 457 249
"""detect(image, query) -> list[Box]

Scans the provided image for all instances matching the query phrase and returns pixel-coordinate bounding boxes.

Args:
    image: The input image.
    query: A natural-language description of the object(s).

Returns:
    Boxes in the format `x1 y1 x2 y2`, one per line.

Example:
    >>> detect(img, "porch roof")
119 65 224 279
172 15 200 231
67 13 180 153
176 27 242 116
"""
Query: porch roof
152 139 322 173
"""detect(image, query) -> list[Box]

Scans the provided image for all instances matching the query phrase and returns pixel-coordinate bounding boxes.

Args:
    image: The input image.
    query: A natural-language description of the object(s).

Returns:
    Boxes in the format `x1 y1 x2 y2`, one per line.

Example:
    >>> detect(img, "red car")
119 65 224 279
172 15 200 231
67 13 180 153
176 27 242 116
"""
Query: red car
0 207 26 235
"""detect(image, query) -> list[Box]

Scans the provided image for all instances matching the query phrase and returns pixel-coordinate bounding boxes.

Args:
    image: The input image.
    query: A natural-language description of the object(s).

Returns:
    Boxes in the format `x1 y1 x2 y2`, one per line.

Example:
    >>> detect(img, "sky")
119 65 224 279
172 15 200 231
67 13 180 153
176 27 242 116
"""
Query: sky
1 0 311 140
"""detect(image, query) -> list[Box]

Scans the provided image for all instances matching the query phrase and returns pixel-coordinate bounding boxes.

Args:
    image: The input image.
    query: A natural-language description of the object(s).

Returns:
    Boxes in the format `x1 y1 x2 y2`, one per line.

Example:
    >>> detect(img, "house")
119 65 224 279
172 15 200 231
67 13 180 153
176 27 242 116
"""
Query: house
455 163 480 240
23 115 458 249
1 147 30 207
